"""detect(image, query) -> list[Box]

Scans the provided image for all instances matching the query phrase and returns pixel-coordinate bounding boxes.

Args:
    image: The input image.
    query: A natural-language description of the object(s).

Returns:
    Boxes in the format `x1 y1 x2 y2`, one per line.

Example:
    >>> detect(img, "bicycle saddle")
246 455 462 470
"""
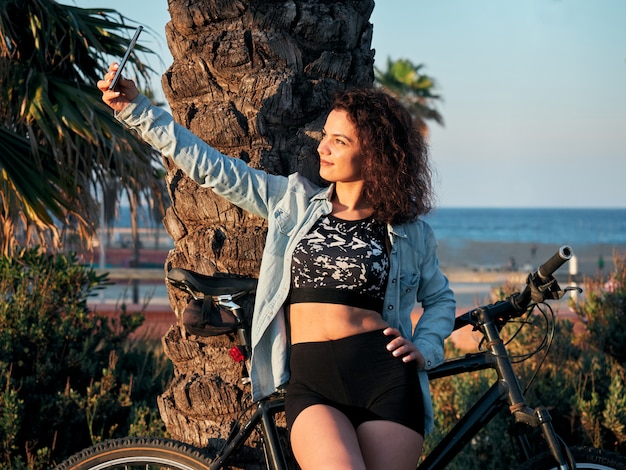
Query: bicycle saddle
167 268 257 299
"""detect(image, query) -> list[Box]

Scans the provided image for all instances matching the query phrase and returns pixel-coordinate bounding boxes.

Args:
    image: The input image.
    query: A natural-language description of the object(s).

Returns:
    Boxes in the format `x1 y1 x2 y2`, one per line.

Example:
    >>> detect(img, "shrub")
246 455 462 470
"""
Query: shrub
573 252 626 364
0 248 172 469
570 252 626 449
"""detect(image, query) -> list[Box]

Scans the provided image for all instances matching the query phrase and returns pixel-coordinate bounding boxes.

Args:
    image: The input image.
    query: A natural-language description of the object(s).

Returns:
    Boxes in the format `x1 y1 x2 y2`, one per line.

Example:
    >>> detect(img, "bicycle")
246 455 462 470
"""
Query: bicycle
56 246 626 469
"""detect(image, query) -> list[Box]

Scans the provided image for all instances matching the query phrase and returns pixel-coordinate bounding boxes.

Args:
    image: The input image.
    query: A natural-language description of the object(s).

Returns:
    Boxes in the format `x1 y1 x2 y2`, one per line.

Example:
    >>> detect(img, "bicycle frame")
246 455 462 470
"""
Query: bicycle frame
421 351 502 469
210 394 288 470
420 303 573 470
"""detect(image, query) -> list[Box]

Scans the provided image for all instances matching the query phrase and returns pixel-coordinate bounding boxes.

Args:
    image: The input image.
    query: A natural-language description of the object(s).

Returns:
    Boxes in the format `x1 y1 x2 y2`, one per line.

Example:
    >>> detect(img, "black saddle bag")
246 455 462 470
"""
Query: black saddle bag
182 297 237 337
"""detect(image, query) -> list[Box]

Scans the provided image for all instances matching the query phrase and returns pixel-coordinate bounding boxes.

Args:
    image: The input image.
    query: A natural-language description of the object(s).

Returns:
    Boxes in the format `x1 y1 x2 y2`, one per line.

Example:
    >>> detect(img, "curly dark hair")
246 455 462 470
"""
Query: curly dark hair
331 87 434 225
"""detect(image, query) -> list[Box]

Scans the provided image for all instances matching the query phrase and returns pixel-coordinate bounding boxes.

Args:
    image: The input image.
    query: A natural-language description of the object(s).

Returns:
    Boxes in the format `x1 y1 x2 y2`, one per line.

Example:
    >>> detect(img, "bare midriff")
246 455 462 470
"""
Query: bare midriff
288 302 389 344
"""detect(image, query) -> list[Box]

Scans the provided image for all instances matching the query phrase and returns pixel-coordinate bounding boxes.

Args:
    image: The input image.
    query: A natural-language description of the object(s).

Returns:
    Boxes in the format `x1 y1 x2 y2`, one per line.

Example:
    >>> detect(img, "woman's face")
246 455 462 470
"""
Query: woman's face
317 109 363 183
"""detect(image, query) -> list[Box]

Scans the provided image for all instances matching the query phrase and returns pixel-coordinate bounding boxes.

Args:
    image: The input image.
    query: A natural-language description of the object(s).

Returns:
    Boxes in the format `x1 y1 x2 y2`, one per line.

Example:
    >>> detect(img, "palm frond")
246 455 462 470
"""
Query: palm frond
0 127 73 222
375 57 445 133
0 0 167 255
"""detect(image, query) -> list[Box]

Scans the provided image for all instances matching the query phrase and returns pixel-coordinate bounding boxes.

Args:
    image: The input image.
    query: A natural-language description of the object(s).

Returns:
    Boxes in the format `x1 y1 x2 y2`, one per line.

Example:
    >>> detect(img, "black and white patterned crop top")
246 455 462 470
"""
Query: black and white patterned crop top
290 214 390 313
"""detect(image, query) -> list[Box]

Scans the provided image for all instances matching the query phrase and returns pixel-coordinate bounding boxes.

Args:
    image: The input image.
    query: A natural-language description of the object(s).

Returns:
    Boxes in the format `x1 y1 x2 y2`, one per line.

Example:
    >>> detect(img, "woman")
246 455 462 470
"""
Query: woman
98 63 456 470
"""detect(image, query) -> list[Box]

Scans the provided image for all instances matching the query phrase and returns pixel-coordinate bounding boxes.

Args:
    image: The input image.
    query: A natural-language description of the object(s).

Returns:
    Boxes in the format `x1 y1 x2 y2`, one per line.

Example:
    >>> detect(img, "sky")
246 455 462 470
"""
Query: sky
83 0 625 208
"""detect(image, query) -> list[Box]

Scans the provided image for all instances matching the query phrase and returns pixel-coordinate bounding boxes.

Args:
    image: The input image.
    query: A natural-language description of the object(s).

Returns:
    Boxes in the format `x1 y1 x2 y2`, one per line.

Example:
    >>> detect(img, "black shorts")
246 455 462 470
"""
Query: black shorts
285 329 424 435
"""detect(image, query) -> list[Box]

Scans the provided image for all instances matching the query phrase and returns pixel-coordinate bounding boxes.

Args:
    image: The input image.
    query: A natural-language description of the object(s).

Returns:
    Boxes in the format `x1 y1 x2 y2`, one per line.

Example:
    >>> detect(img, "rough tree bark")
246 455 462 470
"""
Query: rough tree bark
157 0 375 464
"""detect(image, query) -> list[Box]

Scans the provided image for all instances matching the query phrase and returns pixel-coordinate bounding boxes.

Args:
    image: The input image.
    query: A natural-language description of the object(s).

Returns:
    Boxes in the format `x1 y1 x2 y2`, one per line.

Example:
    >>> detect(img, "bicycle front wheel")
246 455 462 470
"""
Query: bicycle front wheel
518 446 626 470
55 437 215 470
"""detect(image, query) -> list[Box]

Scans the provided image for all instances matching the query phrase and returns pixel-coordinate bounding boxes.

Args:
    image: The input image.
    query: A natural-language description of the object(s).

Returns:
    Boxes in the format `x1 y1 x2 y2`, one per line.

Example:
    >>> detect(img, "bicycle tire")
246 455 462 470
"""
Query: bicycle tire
54 436 215 470
517 446 626 470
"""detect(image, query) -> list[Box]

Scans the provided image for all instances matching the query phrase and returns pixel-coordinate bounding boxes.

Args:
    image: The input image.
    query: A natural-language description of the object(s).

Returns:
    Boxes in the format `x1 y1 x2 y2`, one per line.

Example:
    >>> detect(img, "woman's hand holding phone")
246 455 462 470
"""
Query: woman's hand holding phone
97 64 139 111
97 26 143 111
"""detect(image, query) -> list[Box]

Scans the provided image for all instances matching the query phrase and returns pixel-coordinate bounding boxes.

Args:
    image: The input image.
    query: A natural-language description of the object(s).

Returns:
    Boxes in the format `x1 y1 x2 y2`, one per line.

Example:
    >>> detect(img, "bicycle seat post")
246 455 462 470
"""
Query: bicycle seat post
214 295 252 380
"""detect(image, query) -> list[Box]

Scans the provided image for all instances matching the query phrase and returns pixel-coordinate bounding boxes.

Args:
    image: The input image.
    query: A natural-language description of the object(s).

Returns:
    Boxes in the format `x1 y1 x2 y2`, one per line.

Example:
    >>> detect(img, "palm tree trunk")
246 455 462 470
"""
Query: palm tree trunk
158 0 375 458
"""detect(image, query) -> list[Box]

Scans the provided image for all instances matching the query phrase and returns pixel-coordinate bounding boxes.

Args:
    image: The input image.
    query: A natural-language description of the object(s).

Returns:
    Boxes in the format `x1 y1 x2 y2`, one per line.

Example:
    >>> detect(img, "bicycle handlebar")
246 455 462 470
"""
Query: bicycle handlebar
536 245 573 280
512 244 573 311
454 245 574 331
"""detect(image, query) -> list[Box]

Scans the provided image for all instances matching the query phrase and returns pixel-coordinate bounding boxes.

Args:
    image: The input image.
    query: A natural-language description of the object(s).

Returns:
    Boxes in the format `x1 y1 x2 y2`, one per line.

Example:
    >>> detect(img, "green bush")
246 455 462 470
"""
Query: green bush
425 253 626 469
573 253 626 364
0 248 172 469
570 252 626 449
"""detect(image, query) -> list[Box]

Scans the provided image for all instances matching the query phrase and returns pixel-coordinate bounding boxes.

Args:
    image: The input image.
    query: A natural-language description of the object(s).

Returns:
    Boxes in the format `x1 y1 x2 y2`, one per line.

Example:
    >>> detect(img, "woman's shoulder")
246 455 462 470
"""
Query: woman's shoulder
391 216 438 254
393 216 435 236
285 172 328 197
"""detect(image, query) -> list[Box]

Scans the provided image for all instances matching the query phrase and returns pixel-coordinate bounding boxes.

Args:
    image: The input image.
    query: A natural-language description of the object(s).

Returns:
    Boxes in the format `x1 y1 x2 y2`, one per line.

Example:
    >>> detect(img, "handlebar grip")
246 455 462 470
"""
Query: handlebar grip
537 245 573 280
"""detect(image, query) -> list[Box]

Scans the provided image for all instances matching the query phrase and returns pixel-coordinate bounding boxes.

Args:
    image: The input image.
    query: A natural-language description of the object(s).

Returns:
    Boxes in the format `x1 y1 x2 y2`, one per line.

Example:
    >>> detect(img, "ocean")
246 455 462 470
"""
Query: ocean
118 206 626 246
424 208 626 246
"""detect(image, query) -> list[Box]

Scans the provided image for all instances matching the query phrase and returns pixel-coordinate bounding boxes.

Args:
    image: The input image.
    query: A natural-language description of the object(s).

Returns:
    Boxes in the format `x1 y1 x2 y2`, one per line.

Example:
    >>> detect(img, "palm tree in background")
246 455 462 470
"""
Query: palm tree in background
375 57 444 136
0 0 167 255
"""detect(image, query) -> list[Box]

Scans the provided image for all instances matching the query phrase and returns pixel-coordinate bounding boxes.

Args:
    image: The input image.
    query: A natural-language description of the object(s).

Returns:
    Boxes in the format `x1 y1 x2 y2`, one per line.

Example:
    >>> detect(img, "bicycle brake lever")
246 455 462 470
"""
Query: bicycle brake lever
528 274 577 302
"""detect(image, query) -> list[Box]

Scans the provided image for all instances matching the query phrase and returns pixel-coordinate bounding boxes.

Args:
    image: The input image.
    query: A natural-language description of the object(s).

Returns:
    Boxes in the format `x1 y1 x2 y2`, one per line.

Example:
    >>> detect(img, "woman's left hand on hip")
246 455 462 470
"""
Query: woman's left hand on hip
383 327 425 368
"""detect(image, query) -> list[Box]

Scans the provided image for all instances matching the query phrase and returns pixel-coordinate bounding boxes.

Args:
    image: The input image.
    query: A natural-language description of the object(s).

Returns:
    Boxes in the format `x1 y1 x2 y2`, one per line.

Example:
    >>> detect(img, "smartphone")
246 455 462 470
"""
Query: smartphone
108 25 144 90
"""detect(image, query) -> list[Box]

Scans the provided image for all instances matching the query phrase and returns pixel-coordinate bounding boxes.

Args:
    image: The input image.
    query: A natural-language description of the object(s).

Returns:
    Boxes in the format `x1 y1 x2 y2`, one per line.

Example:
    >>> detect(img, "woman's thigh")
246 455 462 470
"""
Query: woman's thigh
357 420 424 470
290 404 366 470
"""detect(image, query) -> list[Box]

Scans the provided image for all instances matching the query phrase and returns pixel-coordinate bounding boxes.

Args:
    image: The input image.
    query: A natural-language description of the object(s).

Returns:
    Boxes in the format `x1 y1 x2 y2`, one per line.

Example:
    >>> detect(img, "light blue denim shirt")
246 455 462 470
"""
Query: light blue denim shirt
116 95 456 433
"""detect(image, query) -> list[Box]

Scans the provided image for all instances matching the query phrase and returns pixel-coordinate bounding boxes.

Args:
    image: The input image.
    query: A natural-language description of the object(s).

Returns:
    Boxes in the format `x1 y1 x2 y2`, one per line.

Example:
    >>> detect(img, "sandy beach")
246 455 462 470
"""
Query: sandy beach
437 239 622 278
